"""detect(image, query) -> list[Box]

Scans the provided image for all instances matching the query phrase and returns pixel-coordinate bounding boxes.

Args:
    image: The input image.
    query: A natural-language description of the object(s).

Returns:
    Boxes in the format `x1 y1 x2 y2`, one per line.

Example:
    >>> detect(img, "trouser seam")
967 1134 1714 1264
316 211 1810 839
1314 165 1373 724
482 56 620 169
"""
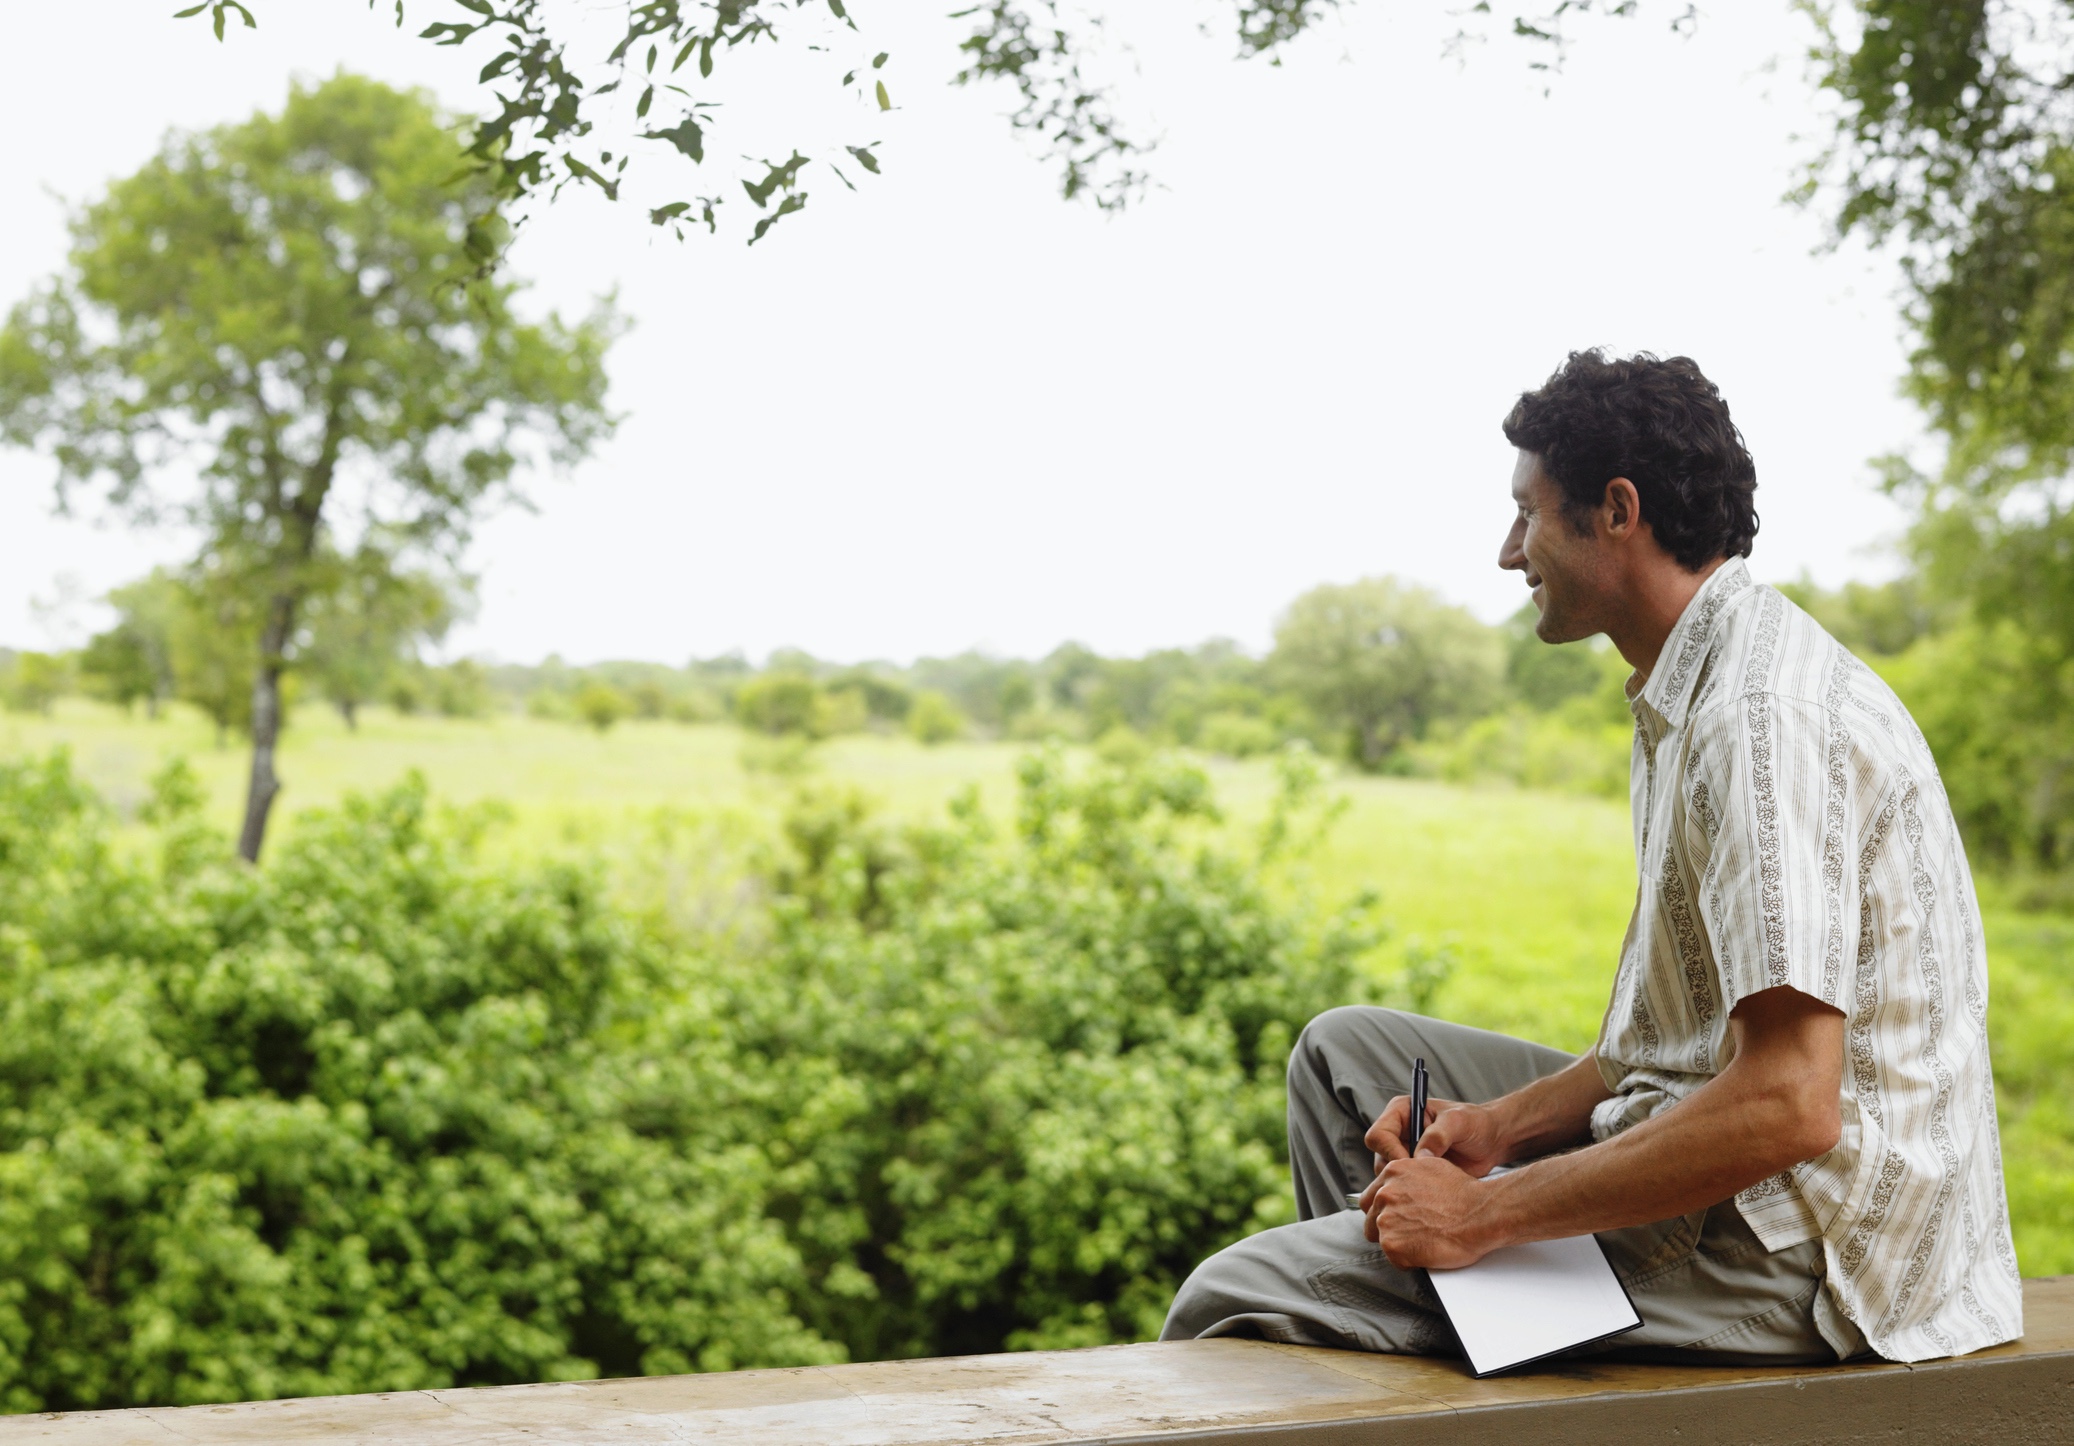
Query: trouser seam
1680 1276 1823 1353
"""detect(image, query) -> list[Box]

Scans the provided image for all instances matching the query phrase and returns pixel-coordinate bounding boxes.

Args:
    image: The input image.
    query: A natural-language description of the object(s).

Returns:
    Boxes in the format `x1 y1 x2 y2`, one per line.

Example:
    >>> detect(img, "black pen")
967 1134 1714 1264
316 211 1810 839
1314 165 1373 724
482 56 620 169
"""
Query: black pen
1406 1056 1429 1156
1349 1055 1434 1212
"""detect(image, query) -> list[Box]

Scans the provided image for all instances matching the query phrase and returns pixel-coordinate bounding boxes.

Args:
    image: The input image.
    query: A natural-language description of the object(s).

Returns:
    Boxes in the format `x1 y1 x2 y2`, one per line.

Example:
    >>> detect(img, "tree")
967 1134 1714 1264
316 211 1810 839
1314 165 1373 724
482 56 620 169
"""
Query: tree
0 74 616 860
79 625 165 717
1501 603 1601 711
170 0 1664 249
1800 5 2074 664
300 549 460 730
161 570 263 747
575 679 632 731
1270 577 1502 769
0 652 68 716
734 673 824 736
906 689 966 745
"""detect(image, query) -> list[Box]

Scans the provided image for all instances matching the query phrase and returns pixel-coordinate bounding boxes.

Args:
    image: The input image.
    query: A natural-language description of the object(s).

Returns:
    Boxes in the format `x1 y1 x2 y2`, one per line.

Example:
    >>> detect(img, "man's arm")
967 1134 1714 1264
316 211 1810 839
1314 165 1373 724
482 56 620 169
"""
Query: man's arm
1362 1049 1613 1178
1358 986 1844 1269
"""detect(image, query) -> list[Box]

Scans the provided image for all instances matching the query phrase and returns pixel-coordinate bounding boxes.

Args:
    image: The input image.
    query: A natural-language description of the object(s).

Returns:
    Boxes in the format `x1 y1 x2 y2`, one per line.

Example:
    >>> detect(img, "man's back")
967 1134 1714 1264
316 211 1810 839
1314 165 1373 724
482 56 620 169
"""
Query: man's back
1602 558 2021 1361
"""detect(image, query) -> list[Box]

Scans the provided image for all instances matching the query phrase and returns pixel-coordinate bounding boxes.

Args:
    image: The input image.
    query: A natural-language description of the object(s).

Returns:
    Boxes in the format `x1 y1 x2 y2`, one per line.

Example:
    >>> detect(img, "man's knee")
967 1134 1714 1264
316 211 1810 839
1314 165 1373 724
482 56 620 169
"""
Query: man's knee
1161 1246 1245 1341
1290 1005 1415 1085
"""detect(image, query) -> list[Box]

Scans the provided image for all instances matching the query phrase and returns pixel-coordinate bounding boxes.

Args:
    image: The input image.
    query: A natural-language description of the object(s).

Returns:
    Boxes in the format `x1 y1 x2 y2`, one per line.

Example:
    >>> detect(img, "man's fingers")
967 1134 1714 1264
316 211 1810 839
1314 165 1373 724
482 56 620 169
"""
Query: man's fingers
1413 1102 1474 1158
1363 1095 1414 1162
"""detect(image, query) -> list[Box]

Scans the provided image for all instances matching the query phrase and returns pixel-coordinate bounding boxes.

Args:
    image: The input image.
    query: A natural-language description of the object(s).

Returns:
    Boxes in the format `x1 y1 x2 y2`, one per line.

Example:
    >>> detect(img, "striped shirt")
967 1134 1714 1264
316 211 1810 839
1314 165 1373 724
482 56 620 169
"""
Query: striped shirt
1591 558 2022 1362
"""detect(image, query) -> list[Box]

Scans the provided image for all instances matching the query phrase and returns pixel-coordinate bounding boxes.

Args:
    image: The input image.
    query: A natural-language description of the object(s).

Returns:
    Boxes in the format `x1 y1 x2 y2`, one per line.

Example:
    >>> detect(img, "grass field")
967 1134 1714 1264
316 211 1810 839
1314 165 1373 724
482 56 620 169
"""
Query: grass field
4 699 2068 1272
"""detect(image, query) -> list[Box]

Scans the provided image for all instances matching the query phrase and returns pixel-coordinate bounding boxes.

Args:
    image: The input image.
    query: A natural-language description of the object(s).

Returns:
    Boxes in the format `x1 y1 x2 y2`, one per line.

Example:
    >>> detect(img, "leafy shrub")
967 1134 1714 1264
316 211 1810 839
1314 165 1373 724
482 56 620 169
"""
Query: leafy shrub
721 748 1377 1355
432 661 495 719
734 674 822 737
1418 709 1630 798
1198 711 1279 759
0 747 1378 1408
1877 622 2074 874
0 654 68 716
906 690 965 745
0 757 826 1412
815 687 870 737
575 680 631 732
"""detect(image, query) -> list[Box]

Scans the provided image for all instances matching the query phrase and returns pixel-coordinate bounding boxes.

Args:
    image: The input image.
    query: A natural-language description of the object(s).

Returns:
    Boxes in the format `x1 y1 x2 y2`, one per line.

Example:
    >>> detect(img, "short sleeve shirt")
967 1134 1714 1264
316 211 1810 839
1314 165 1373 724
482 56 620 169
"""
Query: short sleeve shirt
1592 559 2022 1362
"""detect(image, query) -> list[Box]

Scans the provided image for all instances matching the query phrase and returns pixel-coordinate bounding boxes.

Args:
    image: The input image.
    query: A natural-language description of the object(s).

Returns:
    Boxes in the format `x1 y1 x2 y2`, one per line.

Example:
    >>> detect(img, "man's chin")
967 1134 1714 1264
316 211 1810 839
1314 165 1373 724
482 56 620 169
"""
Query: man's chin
1533 607 1592 646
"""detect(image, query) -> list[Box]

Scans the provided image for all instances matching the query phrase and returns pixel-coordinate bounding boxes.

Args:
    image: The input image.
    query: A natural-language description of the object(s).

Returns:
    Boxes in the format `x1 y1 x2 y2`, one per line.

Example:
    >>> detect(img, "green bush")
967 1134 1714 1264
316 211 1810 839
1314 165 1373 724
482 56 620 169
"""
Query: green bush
1198 711 1279 759
0 757 826 1412
575 681 631 732
1418 709 1630 799
1877 623 2074 872
0 653 68 716
734 674 823 737
721 748 1377 1355
906 690 965 745
0 747 1378 1408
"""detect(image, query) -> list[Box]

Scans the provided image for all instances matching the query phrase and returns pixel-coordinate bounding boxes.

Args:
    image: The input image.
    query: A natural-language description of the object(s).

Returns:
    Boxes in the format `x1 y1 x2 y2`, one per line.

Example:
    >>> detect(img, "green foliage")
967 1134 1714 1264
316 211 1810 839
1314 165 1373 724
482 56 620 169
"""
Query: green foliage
1198 711 1279 759
1981 906 2074 1274
0 746 1378 1406
0 654 68 717
906 690 966 745
1805 1 2074 490
0 757 829 1412
734 674 824 737
145 572 261 744
827 669 913 723
1774 574 1943 659
0 72 617 859
1271 578 1503 770
78 624 166 717
1419 708 1630 799
299 555 459 730
429 661 495 720
172 0 1679 243
1502 604 1602 710
1874 622 2074 873
575 681 632 732
720 747 1378 1356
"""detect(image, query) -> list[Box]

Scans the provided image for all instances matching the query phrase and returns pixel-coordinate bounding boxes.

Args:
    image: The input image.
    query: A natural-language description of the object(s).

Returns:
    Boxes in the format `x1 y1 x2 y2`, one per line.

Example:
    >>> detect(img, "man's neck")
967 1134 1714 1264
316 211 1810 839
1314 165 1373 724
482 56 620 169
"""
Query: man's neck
1609 555 1727 687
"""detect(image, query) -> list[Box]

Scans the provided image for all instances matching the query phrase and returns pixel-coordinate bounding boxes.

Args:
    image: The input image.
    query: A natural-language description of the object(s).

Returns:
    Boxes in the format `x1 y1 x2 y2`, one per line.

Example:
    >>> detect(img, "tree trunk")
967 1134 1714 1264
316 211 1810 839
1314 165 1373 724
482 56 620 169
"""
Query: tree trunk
339 697 358 731
1356 718 1386 771
237 596 297 863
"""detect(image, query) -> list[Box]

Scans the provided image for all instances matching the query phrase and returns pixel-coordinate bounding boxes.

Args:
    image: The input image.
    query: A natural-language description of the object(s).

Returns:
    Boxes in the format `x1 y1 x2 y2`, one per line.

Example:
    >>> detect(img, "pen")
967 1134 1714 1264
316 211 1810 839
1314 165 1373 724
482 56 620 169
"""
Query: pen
1406 1056 1429 1156
1352 1053 1435 1211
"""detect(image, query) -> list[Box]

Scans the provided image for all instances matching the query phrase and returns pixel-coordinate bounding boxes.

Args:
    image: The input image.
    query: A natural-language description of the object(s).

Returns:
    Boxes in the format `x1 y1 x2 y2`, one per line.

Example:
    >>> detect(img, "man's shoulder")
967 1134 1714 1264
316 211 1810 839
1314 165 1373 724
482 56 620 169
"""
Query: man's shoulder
1683 589 1935 771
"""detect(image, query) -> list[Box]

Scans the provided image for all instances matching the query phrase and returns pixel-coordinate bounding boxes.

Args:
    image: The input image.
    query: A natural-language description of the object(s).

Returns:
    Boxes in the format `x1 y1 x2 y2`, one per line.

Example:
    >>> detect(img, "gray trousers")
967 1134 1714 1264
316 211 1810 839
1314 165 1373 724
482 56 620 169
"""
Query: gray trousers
1161 1007 1867 1365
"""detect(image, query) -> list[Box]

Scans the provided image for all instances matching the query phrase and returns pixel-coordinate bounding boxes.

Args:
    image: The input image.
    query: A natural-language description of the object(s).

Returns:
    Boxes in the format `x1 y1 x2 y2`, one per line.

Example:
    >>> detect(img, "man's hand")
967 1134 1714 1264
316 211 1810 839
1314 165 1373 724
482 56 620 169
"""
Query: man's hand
1357 1155 1493 1268
1352 988 1846 1265
1364 1095 1511 1176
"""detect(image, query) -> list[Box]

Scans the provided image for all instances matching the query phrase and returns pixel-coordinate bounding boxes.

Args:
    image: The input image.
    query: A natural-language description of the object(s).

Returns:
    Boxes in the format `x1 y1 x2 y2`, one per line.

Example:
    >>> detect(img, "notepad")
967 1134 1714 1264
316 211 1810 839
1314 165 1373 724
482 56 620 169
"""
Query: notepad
1426 1233 1642 1376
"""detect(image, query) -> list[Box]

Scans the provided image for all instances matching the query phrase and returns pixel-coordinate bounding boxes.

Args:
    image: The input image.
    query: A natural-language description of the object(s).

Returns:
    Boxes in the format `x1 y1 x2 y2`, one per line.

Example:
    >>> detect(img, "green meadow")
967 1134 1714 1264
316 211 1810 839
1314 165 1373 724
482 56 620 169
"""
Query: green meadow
5 699 2068 1273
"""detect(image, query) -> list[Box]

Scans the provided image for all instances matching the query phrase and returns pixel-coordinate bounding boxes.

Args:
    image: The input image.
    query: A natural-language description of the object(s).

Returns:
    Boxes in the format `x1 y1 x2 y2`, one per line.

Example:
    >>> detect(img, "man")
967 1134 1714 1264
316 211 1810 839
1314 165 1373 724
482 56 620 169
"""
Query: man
1162 350 2021 1364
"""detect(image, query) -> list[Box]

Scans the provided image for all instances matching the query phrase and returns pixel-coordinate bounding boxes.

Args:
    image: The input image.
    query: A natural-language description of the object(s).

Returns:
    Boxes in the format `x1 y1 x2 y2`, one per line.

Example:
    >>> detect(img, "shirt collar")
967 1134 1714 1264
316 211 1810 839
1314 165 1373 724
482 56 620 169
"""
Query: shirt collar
1630 557 1754 731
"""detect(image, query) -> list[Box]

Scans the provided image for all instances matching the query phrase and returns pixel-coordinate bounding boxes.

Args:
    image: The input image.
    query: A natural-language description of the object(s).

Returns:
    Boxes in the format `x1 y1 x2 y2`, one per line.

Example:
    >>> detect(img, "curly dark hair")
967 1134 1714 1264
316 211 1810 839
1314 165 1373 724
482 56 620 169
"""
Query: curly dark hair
1501 350 1758 570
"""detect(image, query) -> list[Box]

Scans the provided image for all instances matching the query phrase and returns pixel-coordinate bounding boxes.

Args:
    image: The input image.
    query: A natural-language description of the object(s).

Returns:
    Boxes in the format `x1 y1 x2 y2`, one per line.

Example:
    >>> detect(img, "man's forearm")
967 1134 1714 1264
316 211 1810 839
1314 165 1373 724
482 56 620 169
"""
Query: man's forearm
1467 1007 1843 1252
1486 1052 1612 1164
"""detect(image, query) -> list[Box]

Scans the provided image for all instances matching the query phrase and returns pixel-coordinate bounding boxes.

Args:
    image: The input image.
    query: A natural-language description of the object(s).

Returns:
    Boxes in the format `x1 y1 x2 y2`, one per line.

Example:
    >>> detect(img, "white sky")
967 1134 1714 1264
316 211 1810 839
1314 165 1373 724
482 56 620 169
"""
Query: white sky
0 1 1921 666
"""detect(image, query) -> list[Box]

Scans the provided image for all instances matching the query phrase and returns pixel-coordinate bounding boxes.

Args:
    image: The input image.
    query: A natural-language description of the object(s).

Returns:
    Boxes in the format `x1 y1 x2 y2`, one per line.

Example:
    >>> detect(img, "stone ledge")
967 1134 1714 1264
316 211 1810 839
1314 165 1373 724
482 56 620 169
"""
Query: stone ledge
3 1278 2068 1446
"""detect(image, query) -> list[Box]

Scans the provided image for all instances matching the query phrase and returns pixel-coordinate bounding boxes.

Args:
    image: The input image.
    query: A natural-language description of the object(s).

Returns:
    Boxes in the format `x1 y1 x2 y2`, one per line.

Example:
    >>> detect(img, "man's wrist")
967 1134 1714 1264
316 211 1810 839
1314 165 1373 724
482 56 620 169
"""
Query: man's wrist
1483 1095 1531 1166
1464 1171 1521 1255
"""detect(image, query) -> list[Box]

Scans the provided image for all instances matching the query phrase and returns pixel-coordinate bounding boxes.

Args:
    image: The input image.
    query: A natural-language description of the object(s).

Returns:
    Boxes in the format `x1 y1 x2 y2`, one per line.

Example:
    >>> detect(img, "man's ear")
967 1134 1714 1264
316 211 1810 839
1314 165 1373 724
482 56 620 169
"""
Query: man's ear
1602 477 1641 540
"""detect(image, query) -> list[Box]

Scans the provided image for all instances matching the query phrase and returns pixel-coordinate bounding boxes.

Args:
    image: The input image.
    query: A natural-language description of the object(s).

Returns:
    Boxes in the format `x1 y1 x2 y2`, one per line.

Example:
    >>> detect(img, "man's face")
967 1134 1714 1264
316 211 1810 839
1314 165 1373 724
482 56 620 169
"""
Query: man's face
1498 451 1611 644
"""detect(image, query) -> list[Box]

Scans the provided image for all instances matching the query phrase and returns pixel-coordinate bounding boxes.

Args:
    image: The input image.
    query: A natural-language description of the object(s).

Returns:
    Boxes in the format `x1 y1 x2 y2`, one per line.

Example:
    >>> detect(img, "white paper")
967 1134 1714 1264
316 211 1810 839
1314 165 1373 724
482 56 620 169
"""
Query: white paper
1426 1234 1641 1376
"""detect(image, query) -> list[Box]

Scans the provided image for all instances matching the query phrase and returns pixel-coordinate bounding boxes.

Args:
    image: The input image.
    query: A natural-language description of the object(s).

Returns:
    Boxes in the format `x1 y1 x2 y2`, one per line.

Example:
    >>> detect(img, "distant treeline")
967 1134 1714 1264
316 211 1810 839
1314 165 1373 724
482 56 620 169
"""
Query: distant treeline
5 566 2055 875
1 572 1643 783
